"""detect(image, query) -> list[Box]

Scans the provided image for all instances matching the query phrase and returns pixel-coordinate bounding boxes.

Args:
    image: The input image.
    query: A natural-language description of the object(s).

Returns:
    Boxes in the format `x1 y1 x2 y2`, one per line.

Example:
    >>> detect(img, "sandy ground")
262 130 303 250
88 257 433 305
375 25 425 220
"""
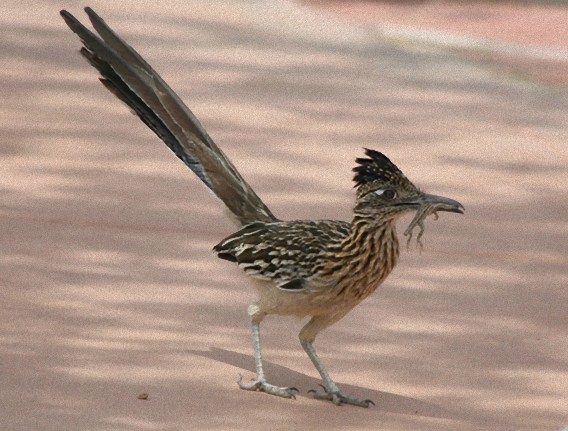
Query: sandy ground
304 0 568 86
1 0 567 430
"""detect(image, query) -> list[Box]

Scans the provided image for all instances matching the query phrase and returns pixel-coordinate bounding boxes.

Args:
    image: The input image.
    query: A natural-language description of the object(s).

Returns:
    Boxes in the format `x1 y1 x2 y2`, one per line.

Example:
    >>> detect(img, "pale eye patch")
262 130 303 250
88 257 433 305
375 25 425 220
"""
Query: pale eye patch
374 189 397 199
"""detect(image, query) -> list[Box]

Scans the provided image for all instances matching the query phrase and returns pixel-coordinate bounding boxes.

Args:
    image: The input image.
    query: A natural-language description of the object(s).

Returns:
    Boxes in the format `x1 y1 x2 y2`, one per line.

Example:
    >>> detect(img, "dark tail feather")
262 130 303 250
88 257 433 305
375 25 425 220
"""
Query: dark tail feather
60 8 277 226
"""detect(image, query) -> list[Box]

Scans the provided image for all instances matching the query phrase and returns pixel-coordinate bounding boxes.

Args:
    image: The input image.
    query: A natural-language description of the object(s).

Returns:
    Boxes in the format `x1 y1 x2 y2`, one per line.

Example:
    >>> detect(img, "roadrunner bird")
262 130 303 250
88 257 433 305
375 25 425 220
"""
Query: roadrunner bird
61 8 464 407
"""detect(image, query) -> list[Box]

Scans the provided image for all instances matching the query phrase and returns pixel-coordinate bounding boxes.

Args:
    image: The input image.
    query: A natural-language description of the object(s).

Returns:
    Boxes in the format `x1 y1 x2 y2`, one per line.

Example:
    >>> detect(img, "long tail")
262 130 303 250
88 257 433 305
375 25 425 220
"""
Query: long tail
60 7 277 226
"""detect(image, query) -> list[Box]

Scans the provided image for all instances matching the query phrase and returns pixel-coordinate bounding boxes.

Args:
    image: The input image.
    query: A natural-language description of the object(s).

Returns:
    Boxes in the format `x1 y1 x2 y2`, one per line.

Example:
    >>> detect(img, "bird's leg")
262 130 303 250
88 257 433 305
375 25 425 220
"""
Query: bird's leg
300 317 374 407
238 305 298 399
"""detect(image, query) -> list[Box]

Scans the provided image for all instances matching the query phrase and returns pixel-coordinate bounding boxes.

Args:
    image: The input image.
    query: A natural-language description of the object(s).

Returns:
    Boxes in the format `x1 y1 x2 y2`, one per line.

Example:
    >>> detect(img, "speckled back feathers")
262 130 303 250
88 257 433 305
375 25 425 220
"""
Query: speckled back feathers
214 220 352 290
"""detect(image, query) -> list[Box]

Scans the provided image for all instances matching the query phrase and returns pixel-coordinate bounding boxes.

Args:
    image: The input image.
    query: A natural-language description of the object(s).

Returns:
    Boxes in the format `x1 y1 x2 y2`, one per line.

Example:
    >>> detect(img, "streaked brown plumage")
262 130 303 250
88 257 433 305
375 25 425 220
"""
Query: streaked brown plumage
61 7 464 408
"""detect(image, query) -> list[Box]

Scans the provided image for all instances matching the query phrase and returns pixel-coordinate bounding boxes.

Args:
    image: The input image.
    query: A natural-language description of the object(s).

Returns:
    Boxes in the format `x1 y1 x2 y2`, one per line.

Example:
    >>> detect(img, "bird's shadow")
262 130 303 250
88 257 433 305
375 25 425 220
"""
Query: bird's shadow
190 347 454 419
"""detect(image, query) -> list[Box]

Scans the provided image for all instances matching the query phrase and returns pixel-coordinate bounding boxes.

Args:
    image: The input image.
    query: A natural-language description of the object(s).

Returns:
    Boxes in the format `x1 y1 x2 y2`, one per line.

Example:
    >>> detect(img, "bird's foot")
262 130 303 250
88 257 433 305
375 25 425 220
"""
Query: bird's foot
308 384 374 408
238 374 298 399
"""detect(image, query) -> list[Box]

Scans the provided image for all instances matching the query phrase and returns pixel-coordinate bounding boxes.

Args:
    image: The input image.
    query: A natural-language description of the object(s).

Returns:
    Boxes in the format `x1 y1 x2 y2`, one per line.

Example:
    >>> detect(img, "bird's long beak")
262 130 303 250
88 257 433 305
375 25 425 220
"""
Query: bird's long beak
414 193 465 214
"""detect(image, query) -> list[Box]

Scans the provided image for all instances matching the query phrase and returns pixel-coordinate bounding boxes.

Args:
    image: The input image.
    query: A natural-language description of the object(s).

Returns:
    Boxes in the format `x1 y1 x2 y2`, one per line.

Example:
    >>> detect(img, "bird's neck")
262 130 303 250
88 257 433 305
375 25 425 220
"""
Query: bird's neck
347 213 400 267
320 213 400 301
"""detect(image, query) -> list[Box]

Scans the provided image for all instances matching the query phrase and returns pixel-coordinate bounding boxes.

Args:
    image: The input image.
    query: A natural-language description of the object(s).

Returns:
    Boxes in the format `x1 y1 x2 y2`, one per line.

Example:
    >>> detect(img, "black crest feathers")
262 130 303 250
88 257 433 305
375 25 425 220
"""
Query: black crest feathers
353 149 405 188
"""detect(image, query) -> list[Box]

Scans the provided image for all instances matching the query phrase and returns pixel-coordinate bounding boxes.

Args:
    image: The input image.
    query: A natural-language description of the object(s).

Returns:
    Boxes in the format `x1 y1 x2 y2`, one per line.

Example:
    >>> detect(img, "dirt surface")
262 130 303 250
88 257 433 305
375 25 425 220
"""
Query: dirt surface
303 0 568 85
1 0 567 430
303 0 568 48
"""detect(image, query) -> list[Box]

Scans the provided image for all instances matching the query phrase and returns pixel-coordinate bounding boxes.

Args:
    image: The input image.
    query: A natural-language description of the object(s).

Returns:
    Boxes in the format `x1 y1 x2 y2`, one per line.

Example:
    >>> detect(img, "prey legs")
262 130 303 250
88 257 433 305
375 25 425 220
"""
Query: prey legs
238 307 298 398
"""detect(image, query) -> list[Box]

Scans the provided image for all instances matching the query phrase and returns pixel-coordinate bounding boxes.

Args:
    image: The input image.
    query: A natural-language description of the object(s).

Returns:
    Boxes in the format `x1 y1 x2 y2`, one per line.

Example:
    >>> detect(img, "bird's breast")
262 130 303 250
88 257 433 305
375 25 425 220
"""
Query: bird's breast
318 223 400 303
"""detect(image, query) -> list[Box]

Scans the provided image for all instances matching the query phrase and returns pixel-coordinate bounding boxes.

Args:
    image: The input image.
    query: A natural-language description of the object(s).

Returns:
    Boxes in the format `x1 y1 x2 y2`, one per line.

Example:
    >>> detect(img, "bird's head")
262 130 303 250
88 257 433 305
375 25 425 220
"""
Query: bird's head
352 149 464 221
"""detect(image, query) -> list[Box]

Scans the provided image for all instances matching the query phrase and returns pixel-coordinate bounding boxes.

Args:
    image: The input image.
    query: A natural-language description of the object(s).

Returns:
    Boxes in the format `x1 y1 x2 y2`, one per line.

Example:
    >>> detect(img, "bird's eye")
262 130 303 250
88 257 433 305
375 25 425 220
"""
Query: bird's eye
374 189 397 200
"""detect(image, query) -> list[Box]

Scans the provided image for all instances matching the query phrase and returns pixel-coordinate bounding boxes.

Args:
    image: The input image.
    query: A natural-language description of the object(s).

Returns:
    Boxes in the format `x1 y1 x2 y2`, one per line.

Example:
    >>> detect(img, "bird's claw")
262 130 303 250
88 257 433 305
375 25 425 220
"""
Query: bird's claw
308 384 328 395
238 374 298 399
308 387 374 408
